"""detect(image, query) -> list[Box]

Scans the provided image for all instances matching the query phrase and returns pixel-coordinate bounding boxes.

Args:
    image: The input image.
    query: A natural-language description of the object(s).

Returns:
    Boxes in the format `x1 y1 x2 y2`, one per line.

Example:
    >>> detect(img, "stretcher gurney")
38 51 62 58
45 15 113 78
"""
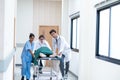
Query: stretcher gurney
33 57 60 80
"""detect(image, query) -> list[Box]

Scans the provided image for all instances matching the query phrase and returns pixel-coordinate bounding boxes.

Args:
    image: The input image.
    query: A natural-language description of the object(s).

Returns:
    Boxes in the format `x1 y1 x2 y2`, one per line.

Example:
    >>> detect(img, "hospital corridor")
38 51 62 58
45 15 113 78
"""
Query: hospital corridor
0 0 120 80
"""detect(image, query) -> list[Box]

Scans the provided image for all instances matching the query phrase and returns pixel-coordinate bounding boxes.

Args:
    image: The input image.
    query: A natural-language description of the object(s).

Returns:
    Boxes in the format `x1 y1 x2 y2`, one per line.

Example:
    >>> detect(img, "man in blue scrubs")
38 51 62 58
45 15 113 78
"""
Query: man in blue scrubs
21 33 35 80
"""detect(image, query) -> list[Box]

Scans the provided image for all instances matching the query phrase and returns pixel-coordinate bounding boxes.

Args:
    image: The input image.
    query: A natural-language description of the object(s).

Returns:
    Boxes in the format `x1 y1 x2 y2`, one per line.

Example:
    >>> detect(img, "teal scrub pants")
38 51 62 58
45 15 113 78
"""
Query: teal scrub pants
21 57 31 80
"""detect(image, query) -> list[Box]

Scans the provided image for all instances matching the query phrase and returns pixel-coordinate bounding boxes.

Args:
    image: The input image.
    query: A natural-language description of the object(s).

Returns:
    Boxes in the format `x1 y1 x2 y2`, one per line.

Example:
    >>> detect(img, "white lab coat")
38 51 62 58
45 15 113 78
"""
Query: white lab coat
52 36 71 62
34 40 51 50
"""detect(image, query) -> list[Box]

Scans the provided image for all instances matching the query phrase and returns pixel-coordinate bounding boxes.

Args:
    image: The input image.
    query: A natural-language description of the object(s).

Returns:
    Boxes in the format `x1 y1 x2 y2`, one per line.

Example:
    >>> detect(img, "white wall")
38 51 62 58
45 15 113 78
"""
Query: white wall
62 0 120 80
68 0 80 76
0 0 4 60
33 0 62 37
61 0 80 77
61 0 69 42
0 0 16 80
15 47 23 64
78 0 120 80
4 0 15 59
68 0 80 15
0 74 3 80
16 0 33 43
3 0 15 79
3 59 13 80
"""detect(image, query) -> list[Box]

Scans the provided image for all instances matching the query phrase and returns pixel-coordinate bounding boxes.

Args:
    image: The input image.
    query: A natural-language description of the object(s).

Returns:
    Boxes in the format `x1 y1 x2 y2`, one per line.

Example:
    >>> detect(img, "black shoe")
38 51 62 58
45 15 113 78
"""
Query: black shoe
39 70 43 74
21 76 24 80
39 67 43 74
33 74 37 77
26 79 29 80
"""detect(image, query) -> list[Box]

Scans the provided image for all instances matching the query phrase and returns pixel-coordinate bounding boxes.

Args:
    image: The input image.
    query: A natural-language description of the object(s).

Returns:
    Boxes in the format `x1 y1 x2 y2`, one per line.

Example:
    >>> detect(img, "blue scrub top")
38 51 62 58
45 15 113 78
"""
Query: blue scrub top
21 40 34 62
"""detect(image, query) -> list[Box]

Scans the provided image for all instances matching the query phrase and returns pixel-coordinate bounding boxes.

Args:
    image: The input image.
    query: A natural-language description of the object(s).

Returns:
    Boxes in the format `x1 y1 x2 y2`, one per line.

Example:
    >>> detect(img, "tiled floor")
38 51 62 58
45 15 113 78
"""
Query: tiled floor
14 66 78 80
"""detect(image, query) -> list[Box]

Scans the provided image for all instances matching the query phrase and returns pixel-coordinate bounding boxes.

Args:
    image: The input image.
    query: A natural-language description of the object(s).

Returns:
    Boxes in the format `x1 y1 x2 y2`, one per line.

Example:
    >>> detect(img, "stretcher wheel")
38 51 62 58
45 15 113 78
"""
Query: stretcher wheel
50 77 52 80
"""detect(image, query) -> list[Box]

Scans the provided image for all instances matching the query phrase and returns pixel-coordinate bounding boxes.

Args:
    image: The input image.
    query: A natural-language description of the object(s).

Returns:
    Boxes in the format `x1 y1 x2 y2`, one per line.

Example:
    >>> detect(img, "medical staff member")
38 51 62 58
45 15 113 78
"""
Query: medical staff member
34 35 51 73
49 29 71 79
21 33 35 80
35 35 51 50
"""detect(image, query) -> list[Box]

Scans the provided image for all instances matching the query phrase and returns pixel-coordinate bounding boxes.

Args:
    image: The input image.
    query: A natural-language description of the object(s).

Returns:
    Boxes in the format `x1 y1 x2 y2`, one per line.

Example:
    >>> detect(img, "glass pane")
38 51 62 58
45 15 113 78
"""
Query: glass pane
99 9 110 56
77 17 80 49
72 19 77 48
110 4 120 59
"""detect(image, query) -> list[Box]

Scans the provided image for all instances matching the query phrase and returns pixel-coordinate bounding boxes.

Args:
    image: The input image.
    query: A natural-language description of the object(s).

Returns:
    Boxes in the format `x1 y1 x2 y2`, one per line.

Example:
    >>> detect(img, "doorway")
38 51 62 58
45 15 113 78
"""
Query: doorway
39 25 59 48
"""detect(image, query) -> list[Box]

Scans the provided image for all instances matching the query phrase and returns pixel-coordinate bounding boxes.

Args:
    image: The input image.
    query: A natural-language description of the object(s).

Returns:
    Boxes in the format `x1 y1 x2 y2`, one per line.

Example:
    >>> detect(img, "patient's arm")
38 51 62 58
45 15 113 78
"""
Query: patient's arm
29 50 35 57
39 53 46 57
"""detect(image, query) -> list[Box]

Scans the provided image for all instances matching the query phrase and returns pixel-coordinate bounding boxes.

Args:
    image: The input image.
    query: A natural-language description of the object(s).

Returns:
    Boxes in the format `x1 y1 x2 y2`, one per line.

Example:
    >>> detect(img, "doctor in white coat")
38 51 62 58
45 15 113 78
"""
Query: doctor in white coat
49 29 71 79
34 35 51 73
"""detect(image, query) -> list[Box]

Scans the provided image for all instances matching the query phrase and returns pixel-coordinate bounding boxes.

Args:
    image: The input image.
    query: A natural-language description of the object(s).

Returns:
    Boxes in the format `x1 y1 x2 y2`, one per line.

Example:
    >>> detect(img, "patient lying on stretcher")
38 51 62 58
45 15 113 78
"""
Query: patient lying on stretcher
33 46 60 63
32 46 59 76
33 46 53 65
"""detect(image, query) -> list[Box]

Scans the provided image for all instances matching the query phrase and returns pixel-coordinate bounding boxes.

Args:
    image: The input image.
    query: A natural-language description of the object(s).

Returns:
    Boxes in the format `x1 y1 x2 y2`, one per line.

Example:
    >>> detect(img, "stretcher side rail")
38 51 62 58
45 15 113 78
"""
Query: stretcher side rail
37 57 61 60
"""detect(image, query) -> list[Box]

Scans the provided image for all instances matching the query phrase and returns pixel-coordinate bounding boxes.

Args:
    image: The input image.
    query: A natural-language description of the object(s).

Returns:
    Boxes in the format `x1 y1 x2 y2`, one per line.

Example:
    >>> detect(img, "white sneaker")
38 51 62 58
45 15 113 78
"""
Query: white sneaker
64 74 68 79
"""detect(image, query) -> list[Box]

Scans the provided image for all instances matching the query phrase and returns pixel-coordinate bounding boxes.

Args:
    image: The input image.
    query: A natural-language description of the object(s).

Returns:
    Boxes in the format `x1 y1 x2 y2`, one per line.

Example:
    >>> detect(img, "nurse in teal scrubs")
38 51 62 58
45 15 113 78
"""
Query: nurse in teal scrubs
21 33 35 80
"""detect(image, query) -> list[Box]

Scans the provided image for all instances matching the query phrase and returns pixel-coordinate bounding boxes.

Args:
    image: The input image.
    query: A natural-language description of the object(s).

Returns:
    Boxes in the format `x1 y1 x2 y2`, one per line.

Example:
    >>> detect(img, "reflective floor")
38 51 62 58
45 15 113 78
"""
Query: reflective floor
14 66 78 80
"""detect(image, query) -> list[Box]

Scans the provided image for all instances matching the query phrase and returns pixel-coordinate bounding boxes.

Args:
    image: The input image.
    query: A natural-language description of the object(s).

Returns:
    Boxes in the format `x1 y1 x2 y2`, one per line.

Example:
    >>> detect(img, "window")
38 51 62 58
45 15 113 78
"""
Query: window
96 2 120 64
70 13 80 52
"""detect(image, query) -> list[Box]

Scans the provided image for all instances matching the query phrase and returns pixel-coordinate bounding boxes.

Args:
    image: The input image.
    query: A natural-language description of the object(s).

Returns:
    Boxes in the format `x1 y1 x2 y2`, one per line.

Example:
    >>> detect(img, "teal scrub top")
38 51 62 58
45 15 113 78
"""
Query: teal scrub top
21 40 34 62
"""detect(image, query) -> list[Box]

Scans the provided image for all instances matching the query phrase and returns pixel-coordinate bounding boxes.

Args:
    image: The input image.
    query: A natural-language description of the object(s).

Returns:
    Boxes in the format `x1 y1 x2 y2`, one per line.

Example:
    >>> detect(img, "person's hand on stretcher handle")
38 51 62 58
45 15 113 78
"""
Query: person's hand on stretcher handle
29 50 35 58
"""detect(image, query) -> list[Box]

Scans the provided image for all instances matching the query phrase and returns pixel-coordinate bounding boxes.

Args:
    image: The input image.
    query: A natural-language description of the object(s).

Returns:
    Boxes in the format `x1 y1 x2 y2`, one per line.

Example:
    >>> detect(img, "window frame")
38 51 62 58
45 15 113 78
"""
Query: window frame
70 12 80 52
96 1 120 65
